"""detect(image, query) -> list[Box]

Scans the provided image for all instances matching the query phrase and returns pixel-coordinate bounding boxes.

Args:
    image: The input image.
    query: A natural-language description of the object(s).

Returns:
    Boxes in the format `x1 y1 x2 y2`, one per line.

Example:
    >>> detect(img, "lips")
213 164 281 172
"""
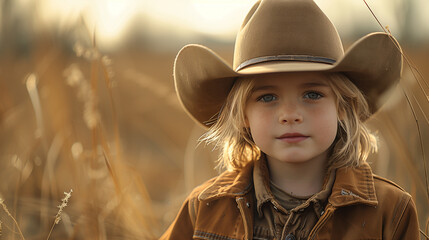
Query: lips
277 132 309 143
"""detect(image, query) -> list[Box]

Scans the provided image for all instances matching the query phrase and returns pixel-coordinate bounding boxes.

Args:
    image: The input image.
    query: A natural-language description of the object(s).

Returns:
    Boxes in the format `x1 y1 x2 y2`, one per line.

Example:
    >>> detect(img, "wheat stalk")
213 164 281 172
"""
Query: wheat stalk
46 189 73 240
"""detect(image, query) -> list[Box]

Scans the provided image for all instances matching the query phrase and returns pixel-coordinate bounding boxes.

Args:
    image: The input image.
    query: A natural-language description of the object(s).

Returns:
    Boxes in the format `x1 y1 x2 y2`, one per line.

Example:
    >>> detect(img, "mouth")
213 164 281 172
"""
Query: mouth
277 132 309 143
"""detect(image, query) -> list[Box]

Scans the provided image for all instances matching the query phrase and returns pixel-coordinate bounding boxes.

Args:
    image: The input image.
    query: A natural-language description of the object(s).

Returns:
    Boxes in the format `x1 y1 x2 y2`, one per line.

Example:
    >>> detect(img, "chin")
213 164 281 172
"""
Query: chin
273 155 310 164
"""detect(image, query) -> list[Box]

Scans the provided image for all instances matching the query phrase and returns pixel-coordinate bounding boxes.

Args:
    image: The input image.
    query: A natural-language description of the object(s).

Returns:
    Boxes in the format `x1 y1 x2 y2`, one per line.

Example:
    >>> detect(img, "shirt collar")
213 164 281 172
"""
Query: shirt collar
253 155 336 216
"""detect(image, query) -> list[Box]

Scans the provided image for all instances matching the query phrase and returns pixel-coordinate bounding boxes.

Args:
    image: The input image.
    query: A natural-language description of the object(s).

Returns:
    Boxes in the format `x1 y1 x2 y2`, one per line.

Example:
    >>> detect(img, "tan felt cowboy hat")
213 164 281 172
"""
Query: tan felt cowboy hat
174 0 403 127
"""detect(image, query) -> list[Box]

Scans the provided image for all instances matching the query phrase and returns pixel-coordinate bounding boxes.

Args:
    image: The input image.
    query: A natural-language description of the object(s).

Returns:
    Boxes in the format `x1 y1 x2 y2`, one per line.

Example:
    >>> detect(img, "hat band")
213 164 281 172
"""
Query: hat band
235 55 336 71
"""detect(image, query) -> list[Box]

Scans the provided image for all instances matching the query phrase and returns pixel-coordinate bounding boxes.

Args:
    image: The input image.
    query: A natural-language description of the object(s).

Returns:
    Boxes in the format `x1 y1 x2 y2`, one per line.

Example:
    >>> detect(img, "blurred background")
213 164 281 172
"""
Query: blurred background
0 0 428 239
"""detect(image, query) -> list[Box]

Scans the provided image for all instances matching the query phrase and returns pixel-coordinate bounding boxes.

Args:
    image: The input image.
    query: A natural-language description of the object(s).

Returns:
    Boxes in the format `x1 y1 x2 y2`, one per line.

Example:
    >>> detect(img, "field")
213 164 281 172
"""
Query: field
0 11 429 240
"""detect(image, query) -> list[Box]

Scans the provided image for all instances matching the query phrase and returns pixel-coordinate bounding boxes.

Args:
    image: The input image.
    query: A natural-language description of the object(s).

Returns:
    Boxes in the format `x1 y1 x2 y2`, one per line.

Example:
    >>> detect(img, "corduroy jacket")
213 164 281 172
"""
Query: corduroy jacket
160 161 420 240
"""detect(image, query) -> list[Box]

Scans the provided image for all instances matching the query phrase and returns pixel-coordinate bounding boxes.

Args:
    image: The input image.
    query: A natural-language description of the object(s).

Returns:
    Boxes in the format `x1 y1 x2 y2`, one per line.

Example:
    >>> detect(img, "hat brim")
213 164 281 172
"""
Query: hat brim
174 32 402 127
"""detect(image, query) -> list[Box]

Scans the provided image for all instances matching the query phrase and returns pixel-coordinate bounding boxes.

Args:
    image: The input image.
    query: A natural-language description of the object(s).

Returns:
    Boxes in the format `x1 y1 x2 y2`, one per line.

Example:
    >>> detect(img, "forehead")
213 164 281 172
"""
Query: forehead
247 72 331 87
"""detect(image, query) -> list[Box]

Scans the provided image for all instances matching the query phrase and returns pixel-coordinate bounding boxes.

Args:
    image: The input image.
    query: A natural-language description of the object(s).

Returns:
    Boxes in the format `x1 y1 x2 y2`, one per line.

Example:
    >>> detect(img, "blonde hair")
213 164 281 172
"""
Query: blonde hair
202 73 377 171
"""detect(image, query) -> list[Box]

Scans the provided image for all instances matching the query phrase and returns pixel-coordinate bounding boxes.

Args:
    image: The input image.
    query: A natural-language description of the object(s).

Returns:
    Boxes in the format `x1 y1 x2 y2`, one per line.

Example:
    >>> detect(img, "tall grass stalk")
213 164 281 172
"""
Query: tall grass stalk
81 19 155 238
363 1 429 238
87 29 123 196
363 0 429 197
0 198 25 240
41 134 63 229
363 0 429 94
46 189 73 240
100 57 123 169
26 74 47 150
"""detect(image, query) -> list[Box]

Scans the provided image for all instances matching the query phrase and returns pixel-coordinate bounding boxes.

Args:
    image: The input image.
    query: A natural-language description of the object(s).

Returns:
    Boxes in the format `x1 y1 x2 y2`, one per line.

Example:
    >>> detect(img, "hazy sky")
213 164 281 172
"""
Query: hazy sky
12 0 429 50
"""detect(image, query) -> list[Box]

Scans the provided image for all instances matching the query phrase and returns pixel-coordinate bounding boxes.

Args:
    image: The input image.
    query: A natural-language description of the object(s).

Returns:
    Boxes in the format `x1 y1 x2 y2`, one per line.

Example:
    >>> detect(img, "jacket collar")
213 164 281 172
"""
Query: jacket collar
328 162 378 207
198 159 378 208
198 161 254 201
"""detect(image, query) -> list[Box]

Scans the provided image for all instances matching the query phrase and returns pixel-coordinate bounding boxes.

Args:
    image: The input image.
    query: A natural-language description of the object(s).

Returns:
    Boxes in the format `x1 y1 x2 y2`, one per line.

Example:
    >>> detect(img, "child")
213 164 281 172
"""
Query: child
161 0 421 239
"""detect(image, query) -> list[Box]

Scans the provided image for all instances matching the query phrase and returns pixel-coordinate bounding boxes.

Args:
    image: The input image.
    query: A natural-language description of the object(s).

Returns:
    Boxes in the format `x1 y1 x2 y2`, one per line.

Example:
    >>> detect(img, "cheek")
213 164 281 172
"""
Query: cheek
246 107 270 128
245 107 270 139
311 104 338 140
321 109 339 141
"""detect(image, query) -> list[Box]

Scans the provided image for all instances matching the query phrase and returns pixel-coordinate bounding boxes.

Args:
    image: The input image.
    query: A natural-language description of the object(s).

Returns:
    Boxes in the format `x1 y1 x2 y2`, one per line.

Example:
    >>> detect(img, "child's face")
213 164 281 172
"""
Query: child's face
244 72 338 165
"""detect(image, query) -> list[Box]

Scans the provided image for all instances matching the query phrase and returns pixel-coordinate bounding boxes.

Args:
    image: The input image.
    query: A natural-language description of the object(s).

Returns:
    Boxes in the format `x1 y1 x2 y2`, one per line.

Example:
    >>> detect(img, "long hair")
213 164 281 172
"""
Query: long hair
327 73 377 170
202 73 377 171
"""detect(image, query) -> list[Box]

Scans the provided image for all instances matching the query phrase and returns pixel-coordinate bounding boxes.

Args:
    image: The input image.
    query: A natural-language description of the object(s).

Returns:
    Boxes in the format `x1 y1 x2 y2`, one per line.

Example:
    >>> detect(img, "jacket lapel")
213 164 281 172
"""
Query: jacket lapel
329 162 378 207
198 161 254 201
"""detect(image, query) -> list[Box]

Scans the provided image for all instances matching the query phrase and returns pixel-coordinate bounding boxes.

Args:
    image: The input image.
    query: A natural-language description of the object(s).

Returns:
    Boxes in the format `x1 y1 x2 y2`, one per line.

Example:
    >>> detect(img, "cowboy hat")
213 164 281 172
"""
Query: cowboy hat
174 0 403 127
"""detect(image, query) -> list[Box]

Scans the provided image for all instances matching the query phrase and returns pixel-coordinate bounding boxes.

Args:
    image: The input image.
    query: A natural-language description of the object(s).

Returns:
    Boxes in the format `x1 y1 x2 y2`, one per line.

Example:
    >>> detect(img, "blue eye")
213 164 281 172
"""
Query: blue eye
258 94 277 102
304 92 323 100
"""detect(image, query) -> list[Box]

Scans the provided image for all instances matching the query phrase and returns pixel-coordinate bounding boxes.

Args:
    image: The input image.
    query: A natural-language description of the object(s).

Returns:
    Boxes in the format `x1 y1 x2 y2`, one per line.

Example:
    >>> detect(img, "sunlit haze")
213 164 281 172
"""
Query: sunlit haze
17 0 429 49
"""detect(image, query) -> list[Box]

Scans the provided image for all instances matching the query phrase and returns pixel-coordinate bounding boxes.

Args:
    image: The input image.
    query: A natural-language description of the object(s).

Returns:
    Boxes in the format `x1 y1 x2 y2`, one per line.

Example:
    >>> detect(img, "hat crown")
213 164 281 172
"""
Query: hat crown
233 0 344 70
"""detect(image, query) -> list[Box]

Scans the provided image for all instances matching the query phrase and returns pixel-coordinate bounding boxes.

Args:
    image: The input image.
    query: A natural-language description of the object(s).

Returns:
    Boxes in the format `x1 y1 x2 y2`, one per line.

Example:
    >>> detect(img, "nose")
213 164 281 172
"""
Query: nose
278 103 303 124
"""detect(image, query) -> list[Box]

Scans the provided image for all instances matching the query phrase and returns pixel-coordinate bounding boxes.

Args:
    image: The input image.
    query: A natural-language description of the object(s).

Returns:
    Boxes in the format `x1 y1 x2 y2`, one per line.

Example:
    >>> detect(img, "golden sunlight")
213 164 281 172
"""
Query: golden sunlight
27 0 425 49
188 0 254 38
39 0 140 49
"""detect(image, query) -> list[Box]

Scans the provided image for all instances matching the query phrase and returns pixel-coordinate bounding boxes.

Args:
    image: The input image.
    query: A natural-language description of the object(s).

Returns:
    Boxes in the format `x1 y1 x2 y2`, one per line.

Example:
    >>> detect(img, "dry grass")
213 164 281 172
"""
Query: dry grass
0 197 25 240
363 2 429 237
0 2 427 239
0 32 170 239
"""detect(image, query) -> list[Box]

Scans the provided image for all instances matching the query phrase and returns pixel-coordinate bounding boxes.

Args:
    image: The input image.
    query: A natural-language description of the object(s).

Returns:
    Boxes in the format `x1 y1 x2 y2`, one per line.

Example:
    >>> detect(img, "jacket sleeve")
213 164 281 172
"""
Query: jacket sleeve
391 194 421 240
159 195 198 240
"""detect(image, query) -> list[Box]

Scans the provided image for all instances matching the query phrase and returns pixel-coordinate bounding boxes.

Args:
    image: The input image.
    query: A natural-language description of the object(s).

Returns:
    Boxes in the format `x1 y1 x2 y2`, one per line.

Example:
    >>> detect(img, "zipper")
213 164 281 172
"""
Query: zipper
308 205 335 240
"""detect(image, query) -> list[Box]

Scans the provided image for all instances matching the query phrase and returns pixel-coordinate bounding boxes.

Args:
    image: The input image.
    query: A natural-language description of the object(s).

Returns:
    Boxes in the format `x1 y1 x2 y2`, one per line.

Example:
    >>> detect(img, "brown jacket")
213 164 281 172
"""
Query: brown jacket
160 162 420 239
